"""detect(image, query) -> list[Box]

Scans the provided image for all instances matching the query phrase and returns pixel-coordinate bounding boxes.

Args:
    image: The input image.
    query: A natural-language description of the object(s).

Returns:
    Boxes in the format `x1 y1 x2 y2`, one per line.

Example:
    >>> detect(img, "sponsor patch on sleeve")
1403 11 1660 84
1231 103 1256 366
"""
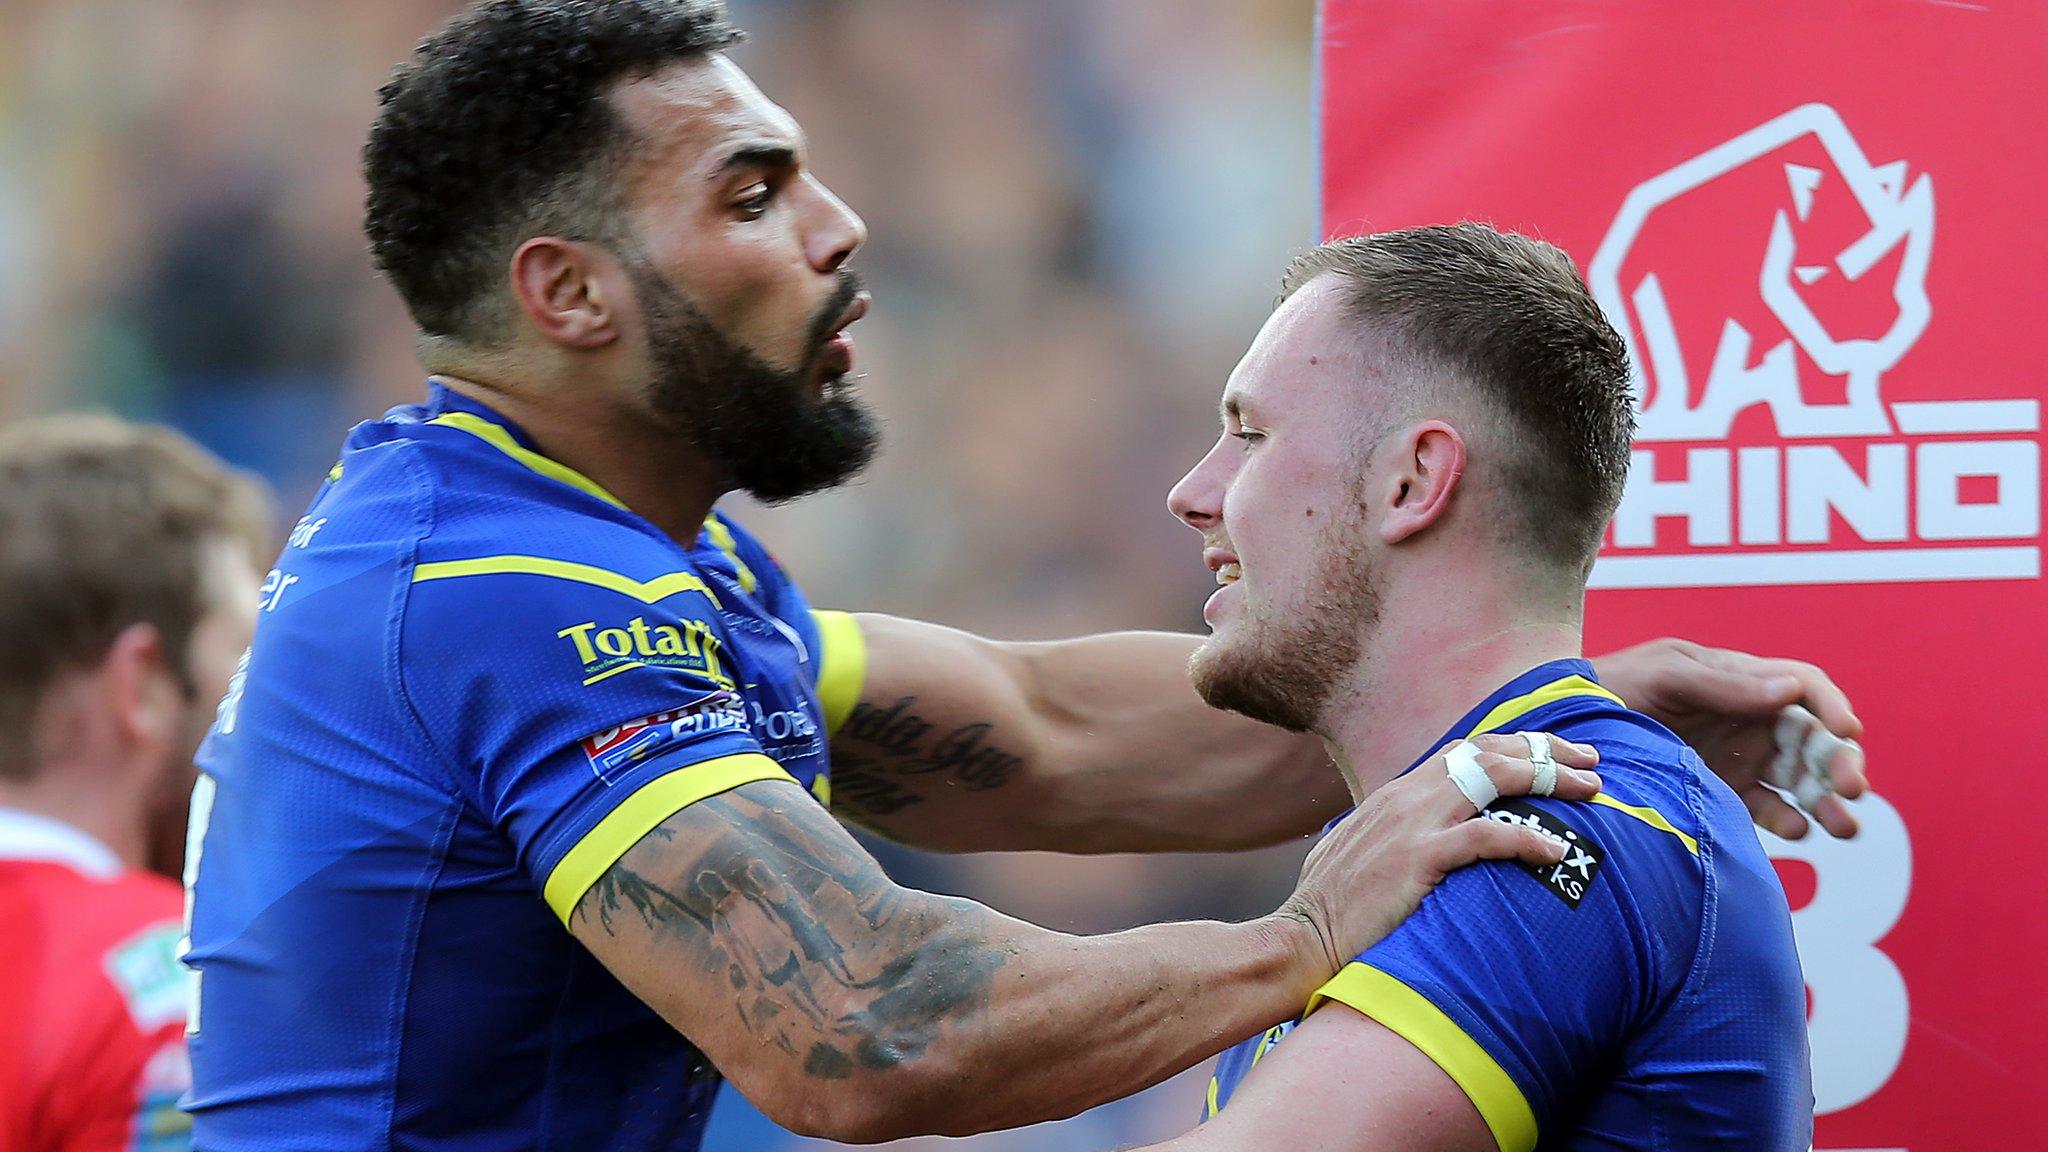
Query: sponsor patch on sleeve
103 921 187 1032
1484 799 1604 909
580 691 749 785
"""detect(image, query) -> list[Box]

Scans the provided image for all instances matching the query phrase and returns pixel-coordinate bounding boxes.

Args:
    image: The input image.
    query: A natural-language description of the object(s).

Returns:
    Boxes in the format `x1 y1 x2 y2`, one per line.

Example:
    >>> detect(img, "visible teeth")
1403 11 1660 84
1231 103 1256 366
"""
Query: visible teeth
1216 563 1241 585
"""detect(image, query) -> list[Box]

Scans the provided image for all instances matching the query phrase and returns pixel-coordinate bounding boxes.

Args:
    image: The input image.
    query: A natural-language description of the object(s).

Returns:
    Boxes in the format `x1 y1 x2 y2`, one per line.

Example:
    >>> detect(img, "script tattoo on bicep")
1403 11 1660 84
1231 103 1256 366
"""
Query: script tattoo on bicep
576 789 1004 1080
828 696 1027 823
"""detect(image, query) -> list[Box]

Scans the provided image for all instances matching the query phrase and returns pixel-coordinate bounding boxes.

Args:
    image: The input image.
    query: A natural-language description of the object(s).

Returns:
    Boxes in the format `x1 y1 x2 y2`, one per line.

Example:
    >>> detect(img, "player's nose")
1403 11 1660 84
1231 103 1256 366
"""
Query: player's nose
1168 440 1228 531
802 175 866 274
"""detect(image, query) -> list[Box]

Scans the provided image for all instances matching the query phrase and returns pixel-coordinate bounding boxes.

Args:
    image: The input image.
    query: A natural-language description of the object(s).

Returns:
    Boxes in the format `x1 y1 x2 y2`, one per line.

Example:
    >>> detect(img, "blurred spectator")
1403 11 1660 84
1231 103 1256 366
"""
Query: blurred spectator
0 415 271 1152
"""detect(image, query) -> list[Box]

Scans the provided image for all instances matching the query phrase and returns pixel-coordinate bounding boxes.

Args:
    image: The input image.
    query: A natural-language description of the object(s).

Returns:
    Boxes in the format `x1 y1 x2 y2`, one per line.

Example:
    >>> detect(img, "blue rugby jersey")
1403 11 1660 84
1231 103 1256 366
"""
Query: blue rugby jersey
181 382 865 1151
1206 661 1812 1151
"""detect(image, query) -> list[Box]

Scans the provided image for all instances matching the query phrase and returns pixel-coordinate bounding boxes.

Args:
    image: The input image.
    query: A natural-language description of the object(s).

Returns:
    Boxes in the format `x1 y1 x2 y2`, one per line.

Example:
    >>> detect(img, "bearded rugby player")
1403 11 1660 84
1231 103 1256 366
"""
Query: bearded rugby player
1154 227 1814 1151
183 3 1860 1148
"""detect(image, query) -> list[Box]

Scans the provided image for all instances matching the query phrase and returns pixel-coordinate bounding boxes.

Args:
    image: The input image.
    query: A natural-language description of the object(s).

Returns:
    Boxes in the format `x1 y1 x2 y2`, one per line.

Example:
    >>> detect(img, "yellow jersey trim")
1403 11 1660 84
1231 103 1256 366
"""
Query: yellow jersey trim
1590 793 1700 855
1458 672 1696 854
412 555 721 609
700 515 760 594
1213 674 1689 1137
1309 963 1538 1152
1462 675 1624 739
1466 668 1703 848
427 411 628 510
1207 1019 1290 1116
810 610 867 736
544 753 793 923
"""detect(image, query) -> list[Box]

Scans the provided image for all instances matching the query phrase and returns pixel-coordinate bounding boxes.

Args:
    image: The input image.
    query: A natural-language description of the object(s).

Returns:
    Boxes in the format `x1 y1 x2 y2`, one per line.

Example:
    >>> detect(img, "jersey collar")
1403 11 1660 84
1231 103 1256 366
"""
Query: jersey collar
423 378 513 428
1314 659 1622 838
0 806 123 879
1399 658 1622 778
413 380 753 573
418 381 630 510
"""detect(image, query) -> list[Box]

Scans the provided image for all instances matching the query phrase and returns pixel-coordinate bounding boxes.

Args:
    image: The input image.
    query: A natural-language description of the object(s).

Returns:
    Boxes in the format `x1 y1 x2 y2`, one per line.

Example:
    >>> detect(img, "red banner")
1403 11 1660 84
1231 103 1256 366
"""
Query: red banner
1319 2 2046 1145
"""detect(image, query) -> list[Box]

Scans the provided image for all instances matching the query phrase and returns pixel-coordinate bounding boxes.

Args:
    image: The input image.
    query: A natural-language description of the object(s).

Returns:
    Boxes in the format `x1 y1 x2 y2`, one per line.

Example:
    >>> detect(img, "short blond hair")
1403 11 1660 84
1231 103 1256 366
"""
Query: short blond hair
1282 224 1635 578
0 414 274 779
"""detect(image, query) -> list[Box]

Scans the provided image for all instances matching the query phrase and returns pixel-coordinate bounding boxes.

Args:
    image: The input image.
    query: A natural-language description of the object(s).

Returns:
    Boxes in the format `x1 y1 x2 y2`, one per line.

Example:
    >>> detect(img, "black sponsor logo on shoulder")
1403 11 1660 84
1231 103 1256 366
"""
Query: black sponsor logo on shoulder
1485 799 1603 909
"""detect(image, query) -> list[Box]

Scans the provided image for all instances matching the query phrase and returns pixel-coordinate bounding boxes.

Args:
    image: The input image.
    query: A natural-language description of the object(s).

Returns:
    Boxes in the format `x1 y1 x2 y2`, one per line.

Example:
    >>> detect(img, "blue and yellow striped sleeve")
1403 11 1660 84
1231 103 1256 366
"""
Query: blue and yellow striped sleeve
400 553 800 925
1310 963 1539 1152
807 609 866 735
696 513 866 735
536 750 792 920
1311 789 1697 1152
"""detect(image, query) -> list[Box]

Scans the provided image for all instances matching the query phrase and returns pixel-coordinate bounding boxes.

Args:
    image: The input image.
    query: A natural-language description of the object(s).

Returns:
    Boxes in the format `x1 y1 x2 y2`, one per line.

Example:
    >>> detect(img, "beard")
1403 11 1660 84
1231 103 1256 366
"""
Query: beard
141 703 209 881
1188 511 1383 734
628 259 880 504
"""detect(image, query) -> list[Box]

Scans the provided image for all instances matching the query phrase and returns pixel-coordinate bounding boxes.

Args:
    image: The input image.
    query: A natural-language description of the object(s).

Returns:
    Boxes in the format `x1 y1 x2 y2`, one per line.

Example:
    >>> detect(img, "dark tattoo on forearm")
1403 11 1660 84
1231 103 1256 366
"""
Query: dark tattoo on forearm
827 752 926 817
838 696 933 758
830 697 1026 825
914 722 1024 789
577 790 1005 1080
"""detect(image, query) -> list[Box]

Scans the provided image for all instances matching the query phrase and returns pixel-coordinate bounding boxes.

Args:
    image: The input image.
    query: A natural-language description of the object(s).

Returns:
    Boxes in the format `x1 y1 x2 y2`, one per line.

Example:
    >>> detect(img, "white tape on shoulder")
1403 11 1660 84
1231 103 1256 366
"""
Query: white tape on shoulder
1792 770 1834 810
1519 732 1558 796
1770 703 1853 814
1794 727 1849 810
1445 739 1498 812
1774 705 1814 751
1770 705 1816 790
1800 726 1842 781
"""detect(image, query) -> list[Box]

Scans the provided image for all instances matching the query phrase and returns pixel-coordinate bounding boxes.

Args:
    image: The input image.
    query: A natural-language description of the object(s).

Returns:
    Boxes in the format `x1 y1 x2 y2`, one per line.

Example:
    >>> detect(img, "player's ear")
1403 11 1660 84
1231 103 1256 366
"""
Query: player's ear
101 622 182 757
1379 420 1466 545
508 237 623 350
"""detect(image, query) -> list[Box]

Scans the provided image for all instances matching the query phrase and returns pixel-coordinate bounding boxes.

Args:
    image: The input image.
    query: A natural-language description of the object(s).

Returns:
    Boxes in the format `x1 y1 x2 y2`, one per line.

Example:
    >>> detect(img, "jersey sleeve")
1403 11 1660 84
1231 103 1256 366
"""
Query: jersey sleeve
704 513 867 734
400 561 795 923
37 919 192 1152
57 1035 190 1152
41 1026 190 1152
1306 796 1696 1152
802 609 865 734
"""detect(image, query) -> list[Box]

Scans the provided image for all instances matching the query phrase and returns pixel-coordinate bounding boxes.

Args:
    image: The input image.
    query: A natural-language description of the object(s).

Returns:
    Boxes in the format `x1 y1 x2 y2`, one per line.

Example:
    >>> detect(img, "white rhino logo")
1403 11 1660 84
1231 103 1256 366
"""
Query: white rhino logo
1588 104 1934 442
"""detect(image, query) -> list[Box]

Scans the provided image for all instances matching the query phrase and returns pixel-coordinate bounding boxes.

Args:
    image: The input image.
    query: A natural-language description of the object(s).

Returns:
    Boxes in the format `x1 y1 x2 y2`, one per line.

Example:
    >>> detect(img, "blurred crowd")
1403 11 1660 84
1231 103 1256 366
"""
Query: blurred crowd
0 1 1323 1146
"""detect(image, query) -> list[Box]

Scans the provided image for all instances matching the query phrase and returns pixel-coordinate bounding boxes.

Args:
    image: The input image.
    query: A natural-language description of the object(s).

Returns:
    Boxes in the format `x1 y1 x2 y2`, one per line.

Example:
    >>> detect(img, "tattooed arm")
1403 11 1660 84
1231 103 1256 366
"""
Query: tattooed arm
830 614 1870 852
829 614 1345 853
570 742 1599 1141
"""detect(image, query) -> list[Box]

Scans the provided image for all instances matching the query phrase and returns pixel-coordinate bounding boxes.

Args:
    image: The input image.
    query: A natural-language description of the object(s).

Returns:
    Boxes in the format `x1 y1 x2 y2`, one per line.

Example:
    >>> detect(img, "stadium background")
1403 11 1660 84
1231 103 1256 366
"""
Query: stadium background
0 0 1321 1146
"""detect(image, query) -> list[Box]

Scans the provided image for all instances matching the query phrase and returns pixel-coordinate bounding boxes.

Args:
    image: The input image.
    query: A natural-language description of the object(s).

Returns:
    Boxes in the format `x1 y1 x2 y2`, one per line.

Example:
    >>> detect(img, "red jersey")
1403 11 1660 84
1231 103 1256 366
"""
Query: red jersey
0 809 190 1152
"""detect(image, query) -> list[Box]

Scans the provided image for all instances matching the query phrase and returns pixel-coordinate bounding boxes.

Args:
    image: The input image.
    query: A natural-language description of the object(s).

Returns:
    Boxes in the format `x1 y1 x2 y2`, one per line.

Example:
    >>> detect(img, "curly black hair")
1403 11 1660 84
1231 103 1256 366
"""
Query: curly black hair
364 0 743 343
